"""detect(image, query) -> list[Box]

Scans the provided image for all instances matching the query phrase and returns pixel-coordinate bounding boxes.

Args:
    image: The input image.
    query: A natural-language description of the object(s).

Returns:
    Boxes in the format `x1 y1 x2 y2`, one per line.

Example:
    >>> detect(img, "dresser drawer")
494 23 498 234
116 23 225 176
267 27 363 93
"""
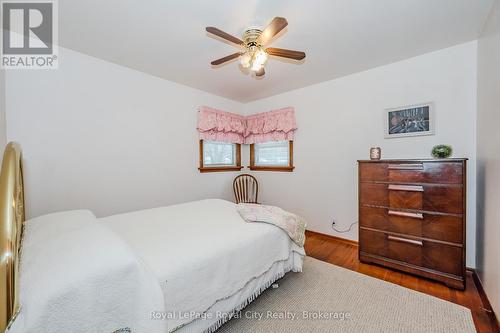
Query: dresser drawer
359 229 463 276
359 183 463 214
359 206 463 244
359 162 463 184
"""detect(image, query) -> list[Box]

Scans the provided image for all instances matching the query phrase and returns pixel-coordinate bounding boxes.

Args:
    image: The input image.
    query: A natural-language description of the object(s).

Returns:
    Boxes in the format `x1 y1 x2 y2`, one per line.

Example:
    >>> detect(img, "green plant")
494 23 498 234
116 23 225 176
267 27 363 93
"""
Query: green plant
432 144 453 158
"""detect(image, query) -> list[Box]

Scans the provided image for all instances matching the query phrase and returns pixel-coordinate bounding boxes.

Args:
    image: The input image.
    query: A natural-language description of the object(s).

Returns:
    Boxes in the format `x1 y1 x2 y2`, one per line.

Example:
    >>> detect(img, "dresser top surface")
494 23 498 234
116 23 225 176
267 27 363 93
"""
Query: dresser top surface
358 158 468 163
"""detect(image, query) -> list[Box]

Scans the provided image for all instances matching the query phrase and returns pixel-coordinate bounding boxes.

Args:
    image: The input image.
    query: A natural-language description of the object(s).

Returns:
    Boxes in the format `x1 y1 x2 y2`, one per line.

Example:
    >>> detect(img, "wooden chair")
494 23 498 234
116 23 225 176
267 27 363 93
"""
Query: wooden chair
233 174 259 204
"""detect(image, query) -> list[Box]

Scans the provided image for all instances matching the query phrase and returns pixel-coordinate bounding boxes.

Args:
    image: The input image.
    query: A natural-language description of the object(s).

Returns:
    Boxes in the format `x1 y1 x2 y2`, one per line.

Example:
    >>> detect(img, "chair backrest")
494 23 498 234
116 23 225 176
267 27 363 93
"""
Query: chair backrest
233 174 259 204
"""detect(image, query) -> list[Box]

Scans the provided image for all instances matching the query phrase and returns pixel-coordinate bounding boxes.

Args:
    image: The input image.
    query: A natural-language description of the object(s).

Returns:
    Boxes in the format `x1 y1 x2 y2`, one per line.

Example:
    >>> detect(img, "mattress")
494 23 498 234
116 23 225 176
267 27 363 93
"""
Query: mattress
99 199 305 332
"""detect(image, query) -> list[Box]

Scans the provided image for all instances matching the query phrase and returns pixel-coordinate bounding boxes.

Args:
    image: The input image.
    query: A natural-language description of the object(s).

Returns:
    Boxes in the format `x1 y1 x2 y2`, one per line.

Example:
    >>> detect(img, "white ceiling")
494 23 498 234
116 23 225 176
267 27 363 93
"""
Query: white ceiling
59 0 494 103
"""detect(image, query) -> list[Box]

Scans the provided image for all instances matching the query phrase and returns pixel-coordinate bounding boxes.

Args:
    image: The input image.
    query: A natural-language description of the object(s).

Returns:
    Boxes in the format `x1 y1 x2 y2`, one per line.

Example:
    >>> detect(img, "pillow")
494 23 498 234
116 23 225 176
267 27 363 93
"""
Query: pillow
10 210 166 333
22 210 97 248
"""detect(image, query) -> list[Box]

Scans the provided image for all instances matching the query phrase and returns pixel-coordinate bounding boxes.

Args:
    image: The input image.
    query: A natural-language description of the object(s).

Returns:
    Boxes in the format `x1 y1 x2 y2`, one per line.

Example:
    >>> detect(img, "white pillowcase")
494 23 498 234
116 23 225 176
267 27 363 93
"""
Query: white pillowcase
22 210 97 248
10 209 166 333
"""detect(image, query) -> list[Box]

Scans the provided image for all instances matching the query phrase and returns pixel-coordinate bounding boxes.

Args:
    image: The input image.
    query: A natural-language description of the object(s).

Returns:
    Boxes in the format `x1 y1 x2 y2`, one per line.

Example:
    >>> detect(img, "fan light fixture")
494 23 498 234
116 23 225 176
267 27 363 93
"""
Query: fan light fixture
206 17 306 77
240 52 252 68
240 48 268 72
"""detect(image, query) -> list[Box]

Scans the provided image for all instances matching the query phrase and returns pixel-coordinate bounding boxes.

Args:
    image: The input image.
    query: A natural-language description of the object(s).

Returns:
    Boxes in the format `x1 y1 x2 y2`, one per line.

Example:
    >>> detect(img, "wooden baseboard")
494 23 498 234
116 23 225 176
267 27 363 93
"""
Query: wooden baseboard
305 229 359 247
468 268 500 332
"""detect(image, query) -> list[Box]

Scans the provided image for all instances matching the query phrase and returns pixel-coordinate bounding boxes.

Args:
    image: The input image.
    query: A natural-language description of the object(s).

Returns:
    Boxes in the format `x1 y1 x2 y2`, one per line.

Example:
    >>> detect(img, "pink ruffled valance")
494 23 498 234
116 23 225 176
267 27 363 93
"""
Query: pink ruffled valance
197 106 297 144
197 106 246 144
244 107 297 144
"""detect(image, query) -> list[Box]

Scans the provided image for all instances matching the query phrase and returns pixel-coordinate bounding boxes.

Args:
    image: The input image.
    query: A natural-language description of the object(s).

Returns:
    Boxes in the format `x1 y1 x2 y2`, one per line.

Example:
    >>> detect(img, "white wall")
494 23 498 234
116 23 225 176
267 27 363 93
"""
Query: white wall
4 42 480 268
476 0 500 314
246 42 478 267
5 47 244 218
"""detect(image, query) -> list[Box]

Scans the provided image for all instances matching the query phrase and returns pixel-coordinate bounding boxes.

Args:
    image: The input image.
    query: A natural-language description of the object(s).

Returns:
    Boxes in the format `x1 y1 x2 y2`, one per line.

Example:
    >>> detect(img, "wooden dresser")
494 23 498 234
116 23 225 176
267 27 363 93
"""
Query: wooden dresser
358 159 467 289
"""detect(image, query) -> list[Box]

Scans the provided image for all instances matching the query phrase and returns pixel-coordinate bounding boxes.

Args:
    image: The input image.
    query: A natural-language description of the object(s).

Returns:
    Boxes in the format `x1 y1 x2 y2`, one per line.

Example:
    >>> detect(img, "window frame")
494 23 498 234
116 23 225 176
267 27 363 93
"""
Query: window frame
198 139 242 173
249 140 294 172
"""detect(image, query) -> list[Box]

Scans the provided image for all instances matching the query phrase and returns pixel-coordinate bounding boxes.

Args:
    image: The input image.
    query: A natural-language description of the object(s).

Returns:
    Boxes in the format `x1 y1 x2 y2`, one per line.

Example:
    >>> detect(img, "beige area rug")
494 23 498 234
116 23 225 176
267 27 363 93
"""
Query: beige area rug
217 257 476 333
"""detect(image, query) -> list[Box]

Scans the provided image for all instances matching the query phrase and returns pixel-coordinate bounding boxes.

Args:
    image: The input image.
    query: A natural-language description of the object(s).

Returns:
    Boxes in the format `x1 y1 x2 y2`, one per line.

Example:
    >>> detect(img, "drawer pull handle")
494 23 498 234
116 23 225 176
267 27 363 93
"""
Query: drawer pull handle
388 210 424 219
388 164 424 170
388 235 423 246
388 184 424 192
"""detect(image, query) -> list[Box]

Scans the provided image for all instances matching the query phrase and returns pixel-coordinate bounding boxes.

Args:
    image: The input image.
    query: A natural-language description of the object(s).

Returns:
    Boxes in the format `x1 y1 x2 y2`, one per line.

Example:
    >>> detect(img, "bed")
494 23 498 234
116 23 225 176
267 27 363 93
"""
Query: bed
0 142 305 333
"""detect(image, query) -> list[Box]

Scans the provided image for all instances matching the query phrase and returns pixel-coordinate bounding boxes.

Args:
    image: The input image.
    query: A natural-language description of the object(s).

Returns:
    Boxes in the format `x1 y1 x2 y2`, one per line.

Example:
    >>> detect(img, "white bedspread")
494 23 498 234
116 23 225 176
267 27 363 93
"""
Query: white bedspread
100 199 305 332
8 210 166 333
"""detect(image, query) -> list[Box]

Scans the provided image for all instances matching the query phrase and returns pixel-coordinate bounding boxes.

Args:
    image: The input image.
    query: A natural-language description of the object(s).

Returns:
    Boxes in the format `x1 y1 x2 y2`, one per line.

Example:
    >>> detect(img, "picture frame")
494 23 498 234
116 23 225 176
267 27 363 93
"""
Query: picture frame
384 102 435 139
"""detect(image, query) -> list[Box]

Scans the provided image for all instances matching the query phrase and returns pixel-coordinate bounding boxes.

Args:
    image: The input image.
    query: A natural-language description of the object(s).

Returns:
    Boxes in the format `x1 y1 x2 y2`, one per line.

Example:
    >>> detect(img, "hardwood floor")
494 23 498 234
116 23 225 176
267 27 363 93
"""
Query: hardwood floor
304 230 499 333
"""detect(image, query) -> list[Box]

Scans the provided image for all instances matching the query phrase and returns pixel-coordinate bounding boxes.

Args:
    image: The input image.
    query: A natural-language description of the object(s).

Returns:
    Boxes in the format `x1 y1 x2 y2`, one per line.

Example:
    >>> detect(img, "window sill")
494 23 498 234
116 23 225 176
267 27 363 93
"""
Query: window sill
198 166 243 173
248 166 295 172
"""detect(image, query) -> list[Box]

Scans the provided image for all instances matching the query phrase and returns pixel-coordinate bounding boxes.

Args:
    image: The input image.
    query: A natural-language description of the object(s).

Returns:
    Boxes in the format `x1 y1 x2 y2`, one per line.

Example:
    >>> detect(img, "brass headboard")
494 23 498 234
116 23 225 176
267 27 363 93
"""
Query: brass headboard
0 142 25 332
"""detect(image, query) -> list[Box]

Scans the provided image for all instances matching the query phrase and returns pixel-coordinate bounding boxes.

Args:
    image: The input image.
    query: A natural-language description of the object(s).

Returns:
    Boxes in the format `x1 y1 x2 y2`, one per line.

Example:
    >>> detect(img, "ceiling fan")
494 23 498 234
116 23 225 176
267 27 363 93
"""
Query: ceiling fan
206 17 306 77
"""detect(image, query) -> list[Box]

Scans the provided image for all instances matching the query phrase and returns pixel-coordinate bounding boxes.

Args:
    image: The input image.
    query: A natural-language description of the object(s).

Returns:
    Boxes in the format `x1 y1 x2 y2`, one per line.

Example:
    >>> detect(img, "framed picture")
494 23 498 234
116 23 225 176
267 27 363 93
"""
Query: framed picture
384 102 435 138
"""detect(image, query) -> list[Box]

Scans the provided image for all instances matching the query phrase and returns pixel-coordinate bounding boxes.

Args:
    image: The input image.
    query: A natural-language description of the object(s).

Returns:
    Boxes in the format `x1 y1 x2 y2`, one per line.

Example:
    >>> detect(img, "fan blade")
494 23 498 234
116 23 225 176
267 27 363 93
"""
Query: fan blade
206 27 243 45
255 67 265 77
257 17 288 45
266 47 306 60
211 52 242 66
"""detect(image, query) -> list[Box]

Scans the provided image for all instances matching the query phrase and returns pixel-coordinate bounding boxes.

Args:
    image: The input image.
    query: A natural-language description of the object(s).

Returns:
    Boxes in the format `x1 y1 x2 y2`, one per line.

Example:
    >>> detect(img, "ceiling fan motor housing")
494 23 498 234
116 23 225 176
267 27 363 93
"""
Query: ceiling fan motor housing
243 29 263 48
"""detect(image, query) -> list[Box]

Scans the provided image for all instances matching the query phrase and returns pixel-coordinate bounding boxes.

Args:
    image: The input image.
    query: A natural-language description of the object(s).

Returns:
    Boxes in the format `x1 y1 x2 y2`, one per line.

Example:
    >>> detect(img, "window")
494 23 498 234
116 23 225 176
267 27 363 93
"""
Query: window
198 140 242 173
250 140 294 172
